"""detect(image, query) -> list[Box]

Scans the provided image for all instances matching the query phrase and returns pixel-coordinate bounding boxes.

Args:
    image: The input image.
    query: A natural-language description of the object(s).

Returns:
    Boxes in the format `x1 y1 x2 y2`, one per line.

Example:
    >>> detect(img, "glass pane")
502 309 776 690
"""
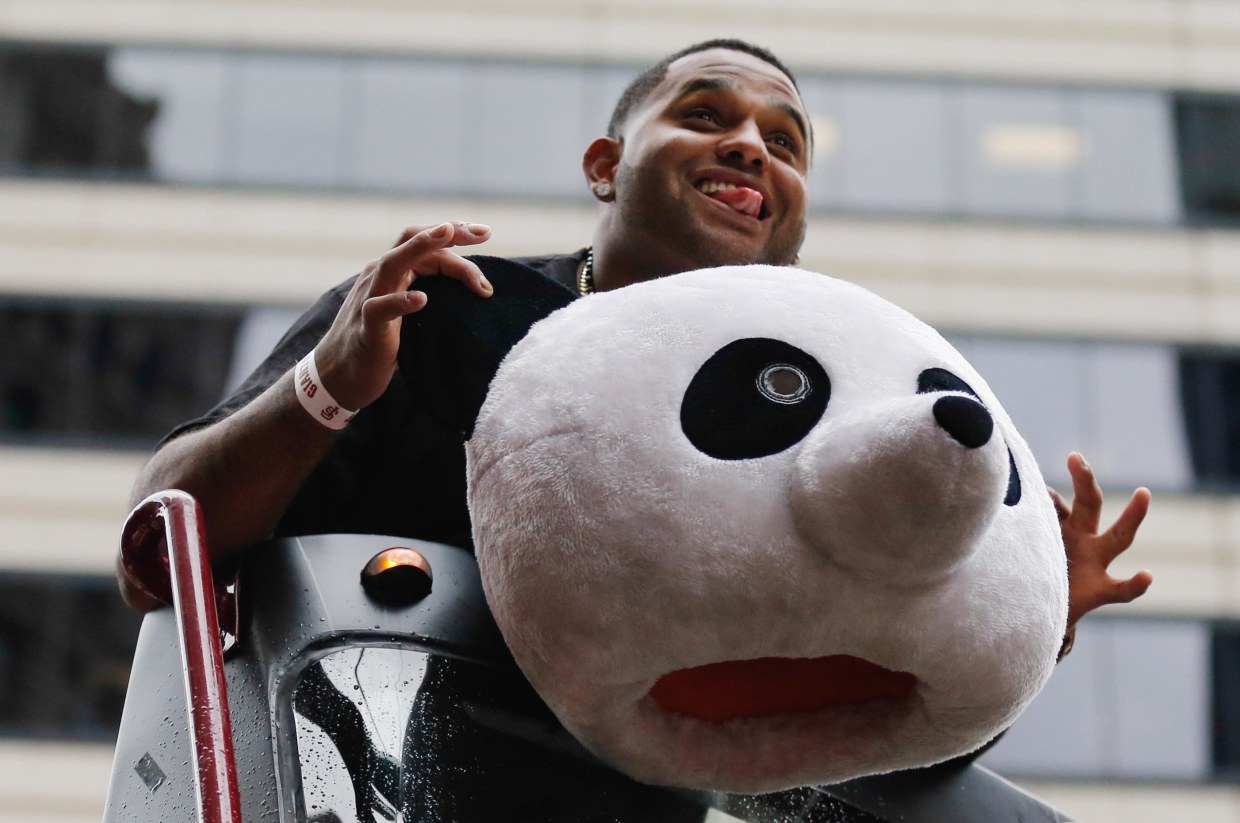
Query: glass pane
348 59 471 193
582 64 639 146
1077 90 1180 224
839 80 950 214
231 54 349 187
956 85 1079 220
471 63 591 198
109 48 229 182
1111 619 1210 780
797 76 845 212
1087 343 1193 490
289 646 883 822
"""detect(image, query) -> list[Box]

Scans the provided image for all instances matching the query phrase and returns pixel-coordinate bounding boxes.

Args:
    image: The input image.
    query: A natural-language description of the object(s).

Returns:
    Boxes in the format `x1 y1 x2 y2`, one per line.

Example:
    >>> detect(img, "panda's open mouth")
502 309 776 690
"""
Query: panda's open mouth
648 655 919 722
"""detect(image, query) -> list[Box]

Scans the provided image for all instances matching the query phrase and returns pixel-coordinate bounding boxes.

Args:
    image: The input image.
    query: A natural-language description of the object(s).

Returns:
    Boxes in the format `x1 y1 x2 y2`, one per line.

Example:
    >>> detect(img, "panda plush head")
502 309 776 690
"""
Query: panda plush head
401 258 1068 793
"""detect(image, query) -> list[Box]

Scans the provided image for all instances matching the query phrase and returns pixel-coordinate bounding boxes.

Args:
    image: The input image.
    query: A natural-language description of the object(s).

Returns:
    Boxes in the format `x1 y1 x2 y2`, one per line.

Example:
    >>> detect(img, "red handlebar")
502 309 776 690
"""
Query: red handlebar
120 491 243 823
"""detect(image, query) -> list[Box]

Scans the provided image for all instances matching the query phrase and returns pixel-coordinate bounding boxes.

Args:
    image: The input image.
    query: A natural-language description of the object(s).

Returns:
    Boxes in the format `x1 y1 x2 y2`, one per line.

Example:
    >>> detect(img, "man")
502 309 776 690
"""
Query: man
118 39 1151 645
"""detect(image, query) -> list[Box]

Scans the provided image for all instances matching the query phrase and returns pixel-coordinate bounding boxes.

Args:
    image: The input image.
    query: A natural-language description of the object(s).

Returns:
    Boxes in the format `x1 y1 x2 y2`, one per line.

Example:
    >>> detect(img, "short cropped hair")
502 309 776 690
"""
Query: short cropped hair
606 39 803 140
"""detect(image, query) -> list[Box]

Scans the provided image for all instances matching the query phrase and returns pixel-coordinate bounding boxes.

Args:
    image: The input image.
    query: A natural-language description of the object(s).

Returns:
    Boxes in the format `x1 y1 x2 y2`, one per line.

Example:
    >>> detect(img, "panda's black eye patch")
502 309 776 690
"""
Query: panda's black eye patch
918 368 1022 507
917 367 980 400
681 338 829 460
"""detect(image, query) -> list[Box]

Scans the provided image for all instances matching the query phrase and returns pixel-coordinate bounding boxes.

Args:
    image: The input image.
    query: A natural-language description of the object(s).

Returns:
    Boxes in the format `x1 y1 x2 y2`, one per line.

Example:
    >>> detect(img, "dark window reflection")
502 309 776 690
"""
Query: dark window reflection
1213 623 1240 780
0 45 158 176
1179 349 1240 488
1176 94 1240 224
0 298 242 446
0 573 142 740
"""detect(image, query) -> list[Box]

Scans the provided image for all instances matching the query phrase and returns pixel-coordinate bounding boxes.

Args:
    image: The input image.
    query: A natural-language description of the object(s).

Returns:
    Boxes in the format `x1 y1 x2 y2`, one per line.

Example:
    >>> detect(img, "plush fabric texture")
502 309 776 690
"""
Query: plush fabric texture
465 265 1068 793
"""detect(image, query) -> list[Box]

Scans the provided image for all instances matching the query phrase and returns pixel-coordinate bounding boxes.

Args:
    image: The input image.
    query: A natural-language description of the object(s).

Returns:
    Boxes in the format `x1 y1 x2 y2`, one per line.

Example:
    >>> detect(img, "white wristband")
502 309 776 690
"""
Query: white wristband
294 348 357 430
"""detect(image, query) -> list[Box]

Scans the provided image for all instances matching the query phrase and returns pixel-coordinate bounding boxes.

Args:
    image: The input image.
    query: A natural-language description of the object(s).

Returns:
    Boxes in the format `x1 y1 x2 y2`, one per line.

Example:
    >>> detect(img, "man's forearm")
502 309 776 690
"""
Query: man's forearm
127 369 338 567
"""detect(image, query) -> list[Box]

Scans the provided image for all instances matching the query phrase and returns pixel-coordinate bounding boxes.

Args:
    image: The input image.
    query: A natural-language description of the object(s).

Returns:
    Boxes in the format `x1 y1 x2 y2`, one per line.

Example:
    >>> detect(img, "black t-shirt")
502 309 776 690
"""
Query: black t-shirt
165 250 586 548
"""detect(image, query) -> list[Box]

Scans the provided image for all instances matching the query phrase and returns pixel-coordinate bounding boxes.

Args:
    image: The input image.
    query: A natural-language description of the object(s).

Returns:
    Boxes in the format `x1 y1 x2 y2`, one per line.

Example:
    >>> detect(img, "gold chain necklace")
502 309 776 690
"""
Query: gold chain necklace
577 247 595 296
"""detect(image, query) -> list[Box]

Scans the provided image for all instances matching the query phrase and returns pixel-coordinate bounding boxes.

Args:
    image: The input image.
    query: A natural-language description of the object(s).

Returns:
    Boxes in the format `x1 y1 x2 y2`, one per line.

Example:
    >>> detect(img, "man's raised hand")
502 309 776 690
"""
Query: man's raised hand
1051 452 1154 629
315 221 492 412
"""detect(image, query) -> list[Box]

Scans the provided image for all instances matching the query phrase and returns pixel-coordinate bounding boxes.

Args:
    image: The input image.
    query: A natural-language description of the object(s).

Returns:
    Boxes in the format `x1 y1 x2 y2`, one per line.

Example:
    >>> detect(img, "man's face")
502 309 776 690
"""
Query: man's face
611 49 811 271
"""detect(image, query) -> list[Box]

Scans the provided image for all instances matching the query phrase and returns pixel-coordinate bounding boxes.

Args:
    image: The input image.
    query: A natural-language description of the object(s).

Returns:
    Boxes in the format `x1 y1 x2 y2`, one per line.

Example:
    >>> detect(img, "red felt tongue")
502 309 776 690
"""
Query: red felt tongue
709 187 763 218
649 655 917 722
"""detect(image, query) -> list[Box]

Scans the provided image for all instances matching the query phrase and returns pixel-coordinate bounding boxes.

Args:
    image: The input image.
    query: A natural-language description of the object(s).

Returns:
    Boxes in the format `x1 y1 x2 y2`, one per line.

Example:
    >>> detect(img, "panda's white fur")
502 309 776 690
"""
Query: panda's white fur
467 265 1067 792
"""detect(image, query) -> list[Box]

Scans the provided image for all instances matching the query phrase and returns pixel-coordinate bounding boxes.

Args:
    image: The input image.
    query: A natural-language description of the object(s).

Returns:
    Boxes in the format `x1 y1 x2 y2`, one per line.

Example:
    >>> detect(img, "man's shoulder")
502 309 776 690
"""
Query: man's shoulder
501 249 588 293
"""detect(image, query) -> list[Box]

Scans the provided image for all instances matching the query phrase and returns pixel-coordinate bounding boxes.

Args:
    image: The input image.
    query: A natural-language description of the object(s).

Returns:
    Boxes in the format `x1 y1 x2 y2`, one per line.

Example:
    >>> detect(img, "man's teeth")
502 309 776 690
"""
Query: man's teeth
698 180 740 194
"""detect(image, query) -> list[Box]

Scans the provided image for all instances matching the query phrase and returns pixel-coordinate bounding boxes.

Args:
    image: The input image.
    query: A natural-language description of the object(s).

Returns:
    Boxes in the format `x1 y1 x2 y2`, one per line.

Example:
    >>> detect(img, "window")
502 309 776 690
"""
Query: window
957 85 1078 220
231 53 349 187
838 79 951 215
1179 349 1240 488
0 44 157 177
0 42 1192 227
0 574 141 740
109 48 231 182
0 298 242 446
1176 94 1240 225
951 337 1193 492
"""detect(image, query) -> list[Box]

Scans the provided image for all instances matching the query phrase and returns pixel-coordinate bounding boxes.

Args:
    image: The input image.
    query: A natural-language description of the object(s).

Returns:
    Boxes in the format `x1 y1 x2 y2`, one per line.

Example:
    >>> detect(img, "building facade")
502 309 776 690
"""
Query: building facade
2 2 1240 820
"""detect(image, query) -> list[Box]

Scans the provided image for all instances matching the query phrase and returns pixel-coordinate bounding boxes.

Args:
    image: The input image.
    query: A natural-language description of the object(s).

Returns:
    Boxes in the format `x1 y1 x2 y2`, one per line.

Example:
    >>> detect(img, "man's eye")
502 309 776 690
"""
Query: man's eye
688 109 717 123
770 134 796 151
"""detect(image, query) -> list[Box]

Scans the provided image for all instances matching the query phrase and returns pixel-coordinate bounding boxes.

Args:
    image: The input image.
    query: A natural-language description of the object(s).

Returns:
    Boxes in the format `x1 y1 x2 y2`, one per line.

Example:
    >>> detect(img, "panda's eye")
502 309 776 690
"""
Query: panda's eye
758 364 810 404
917 367 1022 507
681 338 830 460
917 367 979 400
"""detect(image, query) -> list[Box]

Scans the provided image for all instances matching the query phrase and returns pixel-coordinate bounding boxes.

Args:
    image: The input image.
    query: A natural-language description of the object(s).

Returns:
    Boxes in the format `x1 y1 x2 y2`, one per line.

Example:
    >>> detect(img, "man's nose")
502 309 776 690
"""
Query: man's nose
717 120 768 169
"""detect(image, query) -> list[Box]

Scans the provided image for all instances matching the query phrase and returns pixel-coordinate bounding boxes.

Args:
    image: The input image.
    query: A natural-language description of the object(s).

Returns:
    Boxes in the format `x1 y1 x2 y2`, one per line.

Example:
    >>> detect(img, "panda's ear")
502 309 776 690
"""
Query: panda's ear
398 255 577 438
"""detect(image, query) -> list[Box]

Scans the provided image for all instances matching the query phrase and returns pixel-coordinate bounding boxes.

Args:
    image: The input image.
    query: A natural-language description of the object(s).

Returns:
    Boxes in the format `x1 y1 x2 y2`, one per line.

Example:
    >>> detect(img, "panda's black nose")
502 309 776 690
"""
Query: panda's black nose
933 395 993 449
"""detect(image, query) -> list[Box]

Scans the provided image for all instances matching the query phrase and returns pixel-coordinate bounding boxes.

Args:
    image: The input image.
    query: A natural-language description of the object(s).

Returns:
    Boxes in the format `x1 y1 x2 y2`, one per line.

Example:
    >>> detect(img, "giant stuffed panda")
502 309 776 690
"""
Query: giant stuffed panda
401 259 1067 794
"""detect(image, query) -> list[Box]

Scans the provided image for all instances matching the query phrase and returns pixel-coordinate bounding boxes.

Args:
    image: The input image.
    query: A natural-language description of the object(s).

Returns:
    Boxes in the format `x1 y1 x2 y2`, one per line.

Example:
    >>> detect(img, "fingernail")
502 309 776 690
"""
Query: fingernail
479 276 493 294
431 222 452 239
467 223 491 235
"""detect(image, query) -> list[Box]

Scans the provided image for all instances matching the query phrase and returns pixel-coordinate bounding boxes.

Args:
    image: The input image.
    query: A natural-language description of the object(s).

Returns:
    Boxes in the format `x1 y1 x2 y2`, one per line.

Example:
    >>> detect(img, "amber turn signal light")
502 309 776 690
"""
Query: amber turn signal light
361 547 433 606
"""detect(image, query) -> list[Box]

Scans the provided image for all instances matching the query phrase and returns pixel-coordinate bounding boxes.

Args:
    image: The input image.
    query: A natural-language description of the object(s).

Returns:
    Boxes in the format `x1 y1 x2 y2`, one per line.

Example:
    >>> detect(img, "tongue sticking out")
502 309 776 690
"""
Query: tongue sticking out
708 187 764 219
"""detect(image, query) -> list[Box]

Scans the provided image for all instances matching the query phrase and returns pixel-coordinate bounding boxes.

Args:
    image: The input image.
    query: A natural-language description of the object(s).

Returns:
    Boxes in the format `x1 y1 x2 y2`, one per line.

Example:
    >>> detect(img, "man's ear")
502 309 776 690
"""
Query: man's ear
583 137 621 199
398 256 576 438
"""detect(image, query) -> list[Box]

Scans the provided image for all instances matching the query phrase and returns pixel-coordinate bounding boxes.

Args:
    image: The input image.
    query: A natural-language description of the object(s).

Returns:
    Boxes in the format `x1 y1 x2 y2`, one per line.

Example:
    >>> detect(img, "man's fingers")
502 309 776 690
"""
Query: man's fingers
1101 487 1152 563
1048 488 1070 522
375 222 493 295
390 221 490 250
409 248 494 296
1109 570 1154 605
1066 452 1104 532
361 290 428 327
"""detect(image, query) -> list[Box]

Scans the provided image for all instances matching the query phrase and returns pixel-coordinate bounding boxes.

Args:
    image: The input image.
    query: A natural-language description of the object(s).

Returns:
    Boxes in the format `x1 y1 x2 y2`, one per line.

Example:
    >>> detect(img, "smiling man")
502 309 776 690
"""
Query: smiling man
119 39 1149 650
582 46 811 291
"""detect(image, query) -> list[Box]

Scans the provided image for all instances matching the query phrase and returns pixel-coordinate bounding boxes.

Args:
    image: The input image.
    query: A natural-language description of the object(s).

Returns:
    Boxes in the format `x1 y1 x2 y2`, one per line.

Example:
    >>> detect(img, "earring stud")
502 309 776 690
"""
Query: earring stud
593 182 613 199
